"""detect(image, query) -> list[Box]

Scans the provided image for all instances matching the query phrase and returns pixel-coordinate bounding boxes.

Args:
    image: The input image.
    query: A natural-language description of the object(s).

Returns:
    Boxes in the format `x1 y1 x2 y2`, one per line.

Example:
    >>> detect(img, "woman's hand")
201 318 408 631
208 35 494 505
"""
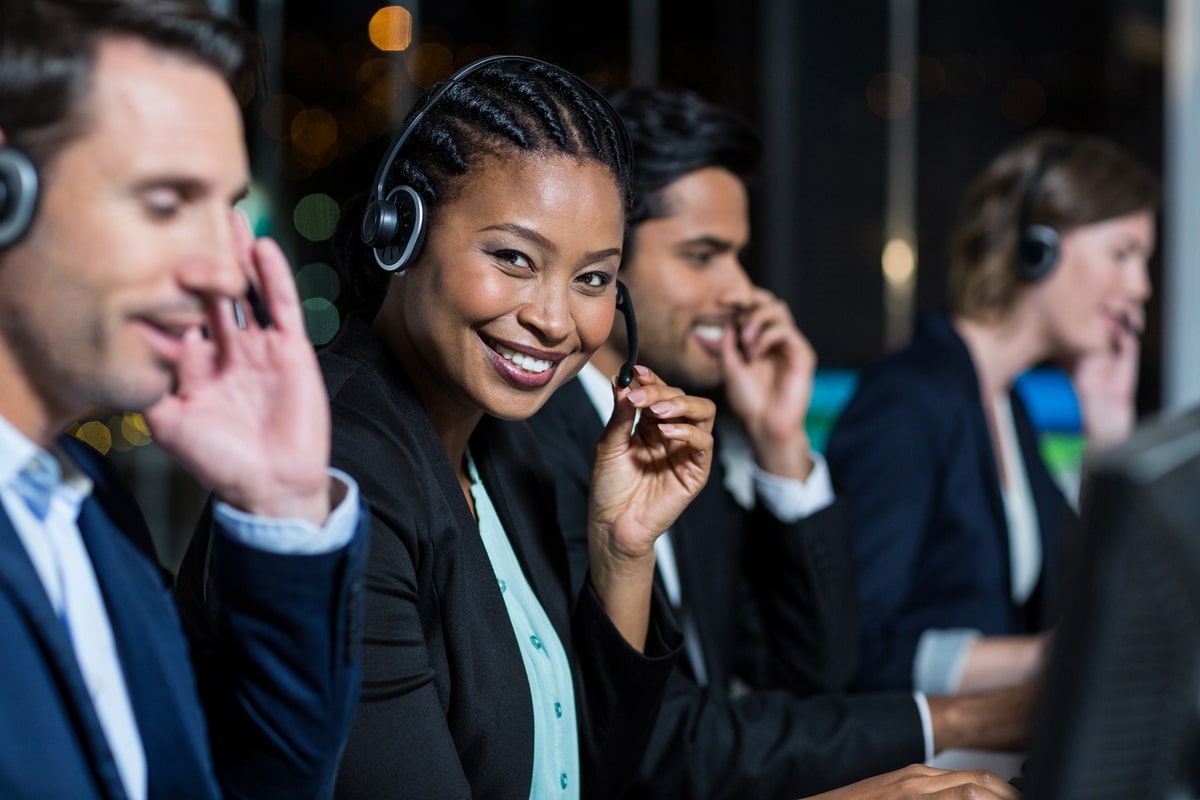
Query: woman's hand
1067 310 1143 451
586 364 715 649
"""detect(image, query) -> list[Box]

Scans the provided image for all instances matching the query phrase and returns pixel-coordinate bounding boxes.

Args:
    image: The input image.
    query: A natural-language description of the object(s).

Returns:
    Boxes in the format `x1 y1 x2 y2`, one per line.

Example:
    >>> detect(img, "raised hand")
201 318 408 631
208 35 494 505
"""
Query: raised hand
144 211 336 525
718 286 817 480
1066 308 1143 451
586 364 715 649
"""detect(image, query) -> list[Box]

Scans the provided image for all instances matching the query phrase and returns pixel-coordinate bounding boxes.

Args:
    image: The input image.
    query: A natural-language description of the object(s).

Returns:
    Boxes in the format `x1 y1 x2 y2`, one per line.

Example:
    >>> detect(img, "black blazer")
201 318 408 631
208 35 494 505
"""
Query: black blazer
2 435 369 800
531 376 927 800
319 318 680 800
827 311 1073 692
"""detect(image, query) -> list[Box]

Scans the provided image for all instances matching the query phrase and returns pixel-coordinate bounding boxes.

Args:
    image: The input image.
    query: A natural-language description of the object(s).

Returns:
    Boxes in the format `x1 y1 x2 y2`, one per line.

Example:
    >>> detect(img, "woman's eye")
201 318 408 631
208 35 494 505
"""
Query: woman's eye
578 271 613 289
493 249 533 271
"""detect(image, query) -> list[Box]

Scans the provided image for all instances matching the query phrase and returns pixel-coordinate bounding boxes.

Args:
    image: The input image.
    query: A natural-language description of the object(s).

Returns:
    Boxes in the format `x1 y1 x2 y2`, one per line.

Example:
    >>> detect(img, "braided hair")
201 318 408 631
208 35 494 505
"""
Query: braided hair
334 57 632 319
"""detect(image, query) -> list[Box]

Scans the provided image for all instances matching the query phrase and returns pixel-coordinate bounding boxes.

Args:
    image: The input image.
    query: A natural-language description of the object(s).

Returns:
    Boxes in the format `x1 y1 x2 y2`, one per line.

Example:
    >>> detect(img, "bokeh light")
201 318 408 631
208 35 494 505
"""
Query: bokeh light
290 107 339 170
120 413 153 447
75 421 112 455
260 93 305 141
406 42 455 88
108 415 134 452
296 262 341 303
302 297 341 346
293 193 340 242
866 72 912 119
369 6 413 52
882 238 916 286
358 57 405 106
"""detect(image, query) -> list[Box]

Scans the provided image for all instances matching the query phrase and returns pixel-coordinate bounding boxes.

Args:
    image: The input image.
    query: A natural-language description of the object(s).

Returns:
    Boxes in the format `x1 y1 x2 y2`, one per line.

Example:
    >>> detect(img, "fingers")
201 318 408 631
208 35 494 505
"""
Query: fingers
1117 313 1142 340
923 769 1021 799
621 365 716 436
734 289 792 347
721 288 811 365
227 208 305 339
240 226 305 343
225 209 262 331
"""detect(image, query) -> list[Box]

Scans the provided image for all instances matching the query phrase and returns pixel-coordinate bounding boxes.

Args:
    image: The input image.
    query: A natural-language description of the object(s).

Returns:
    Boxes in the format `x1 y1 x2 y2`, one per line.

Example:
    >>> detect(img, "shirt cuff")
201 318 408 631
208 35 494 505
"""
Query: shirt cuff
913 627 981 695
913 691 936 763
212 468 360 555
752 451 836 522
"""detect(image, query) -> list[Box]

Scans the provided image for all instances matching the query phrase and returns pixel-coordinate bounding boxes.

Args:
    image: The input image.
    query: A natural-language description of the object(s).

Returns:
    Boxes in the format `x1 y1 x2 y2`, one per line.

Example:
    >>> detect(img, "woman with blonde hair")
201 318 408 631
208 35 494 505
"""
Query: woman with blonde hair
828 129 1159 697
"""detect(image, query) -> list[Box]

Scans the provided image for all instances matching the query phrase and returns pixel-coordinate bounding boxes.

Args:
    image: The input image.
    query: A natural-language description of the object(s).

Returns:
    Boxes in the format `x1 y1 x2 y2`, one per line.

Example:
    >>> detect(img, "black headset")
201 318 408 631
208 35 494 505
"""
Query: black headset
1016 139 1070 283
361 54 639 386
0 147 39 248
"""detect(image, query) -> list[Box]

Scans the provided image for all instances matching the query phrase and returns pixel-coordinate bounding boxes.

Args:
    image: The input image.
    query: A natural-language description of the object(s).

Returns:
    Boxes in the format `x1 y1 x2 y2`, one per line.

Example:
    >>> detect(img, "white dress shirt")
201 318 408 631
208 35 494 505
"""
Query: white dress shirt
573 363 935 761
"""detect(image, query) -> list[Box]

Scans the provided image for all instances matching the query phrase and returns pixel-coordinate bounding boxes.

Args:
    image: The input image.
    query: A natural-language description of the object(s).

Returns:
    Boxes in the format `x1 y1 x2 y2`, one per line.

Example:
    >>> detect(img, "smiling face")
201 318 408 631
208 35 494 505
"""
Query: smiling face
377 151 625 427
0 36 250 438
1028 210 1155 356
601 166 753 391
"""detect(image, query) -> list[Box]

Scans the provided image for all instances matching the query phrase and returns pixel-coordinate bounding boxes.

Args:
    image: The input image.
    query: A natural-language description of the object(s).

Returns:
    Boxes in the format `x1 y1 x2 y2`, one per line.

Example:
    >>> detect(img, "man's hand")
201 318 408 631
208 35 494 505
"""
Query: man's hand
145 211 335 526
928 679 1039 754
719 286 817 480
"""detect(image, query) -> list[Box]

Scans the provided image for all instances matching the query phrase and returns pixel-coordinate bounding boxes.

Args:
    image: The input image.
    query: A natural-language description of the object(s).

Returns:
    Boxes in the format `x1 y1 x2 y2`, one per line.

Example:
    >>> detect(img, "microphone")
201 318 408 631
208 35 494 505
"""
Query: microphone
615 280 639 388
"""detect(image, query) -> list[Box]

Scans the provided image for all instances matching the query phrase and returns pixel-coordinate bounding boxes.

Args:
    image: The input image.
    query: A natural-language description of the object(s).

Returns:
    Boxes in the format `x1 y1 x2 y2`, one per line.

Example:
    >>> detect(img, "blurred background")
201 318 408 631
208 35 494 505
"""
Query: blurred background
79 0 1195 571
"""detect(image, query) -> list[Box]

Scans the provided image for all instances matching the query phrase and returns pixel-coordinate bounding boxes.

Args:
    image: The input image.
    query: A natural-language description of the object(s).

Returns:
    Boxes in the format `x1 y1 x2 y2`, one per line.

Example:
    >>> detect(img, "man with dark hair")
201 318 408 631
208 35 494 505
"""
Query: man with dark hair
0 1 367 797
531 85 1031 799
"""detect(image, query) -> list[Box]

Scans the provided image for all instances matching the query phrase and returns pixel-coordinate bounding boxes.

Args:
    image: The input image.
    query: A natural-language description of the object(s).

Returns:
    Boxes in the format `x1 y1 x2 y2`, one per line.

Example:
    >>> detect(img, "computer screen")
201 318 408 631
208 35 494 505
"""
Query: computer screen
1025 404 1200 800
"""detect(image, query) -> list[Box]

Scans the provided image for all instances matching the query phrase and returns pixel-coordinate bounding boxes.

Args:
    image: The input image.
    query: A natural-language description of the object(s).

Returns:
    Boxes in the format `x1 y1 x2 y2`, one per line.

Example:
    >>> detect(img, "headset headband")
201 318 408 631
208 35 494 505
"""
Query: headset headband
367 54 632 211
1019 138 1069 234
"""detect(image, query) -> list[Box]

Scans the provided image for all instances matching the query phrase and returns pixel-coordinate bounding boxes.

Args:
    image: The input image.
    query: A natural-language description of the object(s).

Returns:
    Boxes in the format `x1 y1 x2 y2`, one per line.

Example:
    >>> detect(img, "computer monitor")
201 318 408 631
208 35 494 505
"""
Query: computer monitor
1024 404 1200 800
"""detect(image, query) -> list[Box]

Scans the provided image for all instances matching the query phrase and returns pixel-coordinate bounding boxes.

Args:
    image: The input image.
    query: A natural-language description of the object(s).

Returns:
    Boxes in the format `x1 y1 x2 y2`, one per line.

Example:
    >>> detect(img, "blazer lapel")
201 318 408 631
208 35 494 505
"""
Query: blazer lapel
76 492 216 799
0 508 129 800
931 315 1014 595
472 418 574 642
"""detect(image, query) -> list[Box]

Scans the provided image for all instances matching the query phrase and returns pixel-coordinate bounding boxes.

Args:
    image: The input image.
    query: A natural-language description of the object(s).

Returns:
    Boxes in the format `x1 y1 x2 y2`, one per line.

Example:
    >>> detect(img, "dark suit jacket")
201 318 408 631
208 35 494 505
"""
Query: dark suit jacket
530 376 927 800
1 435 368 800
318 317 680 800
826 311 1073 692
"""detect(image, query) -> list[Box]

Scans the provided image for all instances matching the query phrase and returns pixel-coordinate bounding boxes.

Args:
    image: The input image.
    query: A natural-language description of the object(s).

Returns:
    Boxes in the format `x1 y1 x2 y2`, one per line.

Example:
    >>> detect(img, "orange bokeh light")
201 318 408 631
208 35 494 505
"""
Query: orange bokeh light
369 6 413 52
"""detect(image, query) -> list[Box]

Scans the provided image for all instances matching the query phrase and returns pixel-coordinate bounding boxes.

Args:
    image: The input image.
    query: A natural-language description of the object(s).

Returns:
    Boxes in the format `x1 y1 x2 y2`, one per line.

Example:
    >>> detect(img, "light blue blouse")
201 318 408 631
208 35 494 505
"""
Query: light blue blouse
466 449 580 799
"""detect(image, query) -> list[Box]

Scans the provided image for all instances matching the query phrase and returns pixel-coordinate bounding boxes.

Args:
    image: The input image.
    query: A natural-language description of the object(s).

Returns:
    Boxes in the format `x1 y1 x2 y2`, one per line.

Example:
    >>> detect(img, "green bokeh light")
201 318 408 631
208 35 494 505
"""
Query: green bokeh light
293 193 340 242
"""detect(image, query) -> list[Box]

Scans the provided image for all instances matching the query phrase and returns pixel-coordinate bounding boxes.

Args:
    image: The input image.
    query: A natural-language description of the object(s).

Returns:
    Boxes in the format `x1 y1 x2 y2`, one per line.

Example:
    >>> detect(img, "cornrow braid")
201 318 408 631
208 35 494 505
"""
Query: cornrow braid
334 57 631 318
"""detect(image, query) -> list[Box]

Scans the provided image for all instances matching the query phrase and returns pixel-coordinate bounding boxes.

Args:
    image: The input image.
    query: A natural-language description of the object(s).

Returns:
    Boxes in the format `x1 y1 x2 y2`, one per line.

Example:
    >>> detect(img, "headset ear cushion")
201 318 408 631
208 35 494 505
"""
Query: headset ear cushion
1018 223 1060 282
369 185 425 273
0 147 39 248
361 198 398 249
